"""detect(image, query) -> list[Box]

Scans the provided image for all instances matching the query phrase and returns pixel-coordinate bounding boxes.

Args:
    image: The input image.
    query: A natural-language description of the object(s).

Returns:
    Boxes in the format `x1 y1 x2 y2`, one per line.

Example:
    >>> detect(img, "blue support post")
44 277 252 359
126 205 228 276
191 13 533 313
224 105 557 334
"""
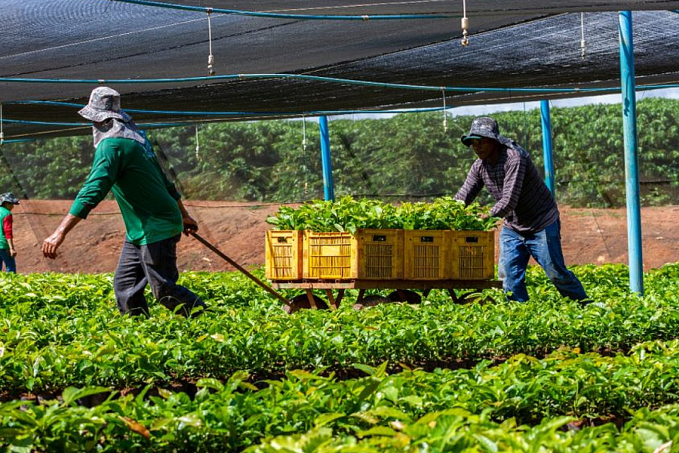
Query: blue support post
540 100 555 195
319 115 335 201
619 11 644 295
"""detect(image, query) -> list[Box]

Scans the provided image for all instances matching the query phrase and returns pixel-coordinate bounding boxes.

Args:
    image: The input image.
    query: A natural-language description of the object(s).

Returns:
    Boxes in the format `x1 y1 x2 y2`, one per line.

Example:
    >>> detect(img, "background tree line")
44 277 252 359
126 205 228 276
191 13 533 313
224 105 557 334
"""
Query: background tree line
1 97 678 208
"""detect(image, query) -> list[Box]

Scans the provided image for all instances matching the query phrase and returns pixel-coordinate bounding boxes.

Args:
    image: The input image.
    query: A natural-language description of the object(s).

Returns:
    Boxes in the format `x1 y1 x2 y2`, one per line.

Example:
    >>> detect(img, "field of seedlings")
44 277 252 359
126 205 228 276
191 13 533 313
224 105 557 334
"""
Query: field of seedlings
5 2 679 451
3 262 679 452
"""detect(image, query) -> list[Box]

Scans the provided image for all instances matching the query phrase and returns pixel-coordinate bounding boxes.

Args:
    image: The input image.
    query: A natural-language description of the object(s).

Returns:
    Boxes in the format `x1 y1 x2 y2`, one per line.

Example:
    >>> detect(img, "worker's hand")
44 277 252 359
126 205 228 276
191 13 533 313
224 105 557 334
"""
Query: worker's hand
182 215 199 236
42 232 65 259
9 249 17 258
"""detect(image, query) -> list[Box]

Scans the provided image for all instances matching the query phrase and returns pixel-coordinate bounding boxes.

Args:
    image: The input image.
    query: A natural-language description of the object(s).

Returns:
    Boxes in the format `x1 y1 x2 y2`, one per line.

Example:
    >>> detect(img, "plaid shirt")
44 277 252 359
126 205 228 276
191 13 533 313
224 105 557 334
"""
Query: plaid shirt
455 143 559 234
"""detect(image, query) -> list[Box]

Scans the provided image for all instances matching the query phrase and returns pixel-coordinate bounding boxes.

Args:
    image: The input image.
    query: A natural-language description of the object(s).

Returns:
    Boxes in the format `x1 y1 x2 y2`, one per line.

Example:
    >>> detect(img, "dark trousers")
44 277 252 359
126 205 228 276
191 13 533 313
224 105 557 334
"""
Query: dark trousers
113 235 205 317
0 248 16 273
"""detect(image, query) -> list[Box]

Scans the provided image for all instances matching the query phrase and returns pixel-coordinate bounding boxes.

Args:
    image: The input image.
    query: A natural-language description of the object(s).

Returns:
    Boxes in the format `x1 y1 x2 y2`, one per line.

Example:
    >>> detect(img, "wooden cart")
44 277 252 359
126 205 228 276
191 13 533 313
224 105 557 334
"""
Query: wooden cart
192 231 502 312
271 278 503 310
266 229 500 311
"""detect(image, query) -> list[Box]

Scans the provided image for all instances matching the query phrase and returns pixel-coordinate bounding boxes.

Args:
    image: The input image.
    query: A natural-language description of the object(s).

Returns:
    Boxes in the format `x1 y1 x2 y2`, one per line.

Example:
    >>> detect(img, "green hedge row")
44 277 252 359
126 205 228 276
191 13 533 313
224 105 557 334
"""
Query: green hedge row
1 264 679 394
4 340 679 452
2 98 679 207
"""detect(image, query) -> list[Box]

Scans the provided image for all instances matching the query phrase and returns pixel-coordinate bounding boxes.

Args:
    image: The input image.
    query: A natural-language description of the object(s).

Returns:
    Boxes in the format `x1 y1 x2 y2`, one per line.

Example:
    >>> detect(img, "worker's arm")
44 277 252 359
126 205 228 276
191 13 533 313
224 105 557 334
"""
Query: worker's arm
177 199 198 235
69 142 120 220
3 214 16 257
7 239 16 257
42 214 82 259
46 141 119 259
454 161 485 205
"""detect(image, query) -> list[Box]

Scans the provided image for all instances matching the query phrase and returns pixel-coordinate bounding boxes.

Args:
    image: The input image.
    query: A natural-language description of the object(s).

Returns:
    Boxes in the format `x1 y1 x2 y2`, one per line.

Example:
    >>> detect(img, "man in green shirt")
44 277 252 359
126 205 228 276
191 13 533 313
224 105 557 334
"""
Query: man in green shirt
42 87 206 317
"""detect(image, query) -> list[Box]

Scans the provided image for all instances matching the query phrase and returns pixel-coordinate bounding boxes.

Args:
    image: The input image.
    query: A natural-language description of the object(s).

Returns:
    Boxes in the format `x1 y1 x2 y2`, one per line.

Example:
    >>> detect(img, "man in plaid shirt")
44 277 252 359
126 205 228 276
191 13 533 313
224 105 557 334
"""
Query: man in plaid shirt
455 117 589 304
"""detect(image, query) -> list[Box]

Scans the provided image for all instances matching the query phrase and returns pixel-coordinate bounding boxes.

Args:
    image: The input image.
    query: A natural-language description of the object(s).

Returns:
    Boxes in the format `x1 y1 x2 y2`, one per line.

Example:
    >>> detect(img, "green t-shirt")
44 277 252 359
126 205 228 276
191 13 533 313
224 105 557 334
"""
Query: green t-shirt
69 137 183 245
0 206 11 250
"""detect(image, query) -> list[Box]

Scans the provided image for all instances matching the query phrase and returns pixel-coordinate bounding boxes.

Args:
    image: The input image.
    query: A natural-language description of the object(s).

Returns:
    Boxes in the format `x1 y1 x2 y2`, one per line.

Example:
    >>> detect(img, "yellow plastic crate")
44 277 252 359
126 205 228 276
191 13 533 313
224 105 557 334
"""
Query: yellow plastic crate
403 230 450 280
449 230 495 280
303 231 353 279
265 230 303 280
303 229 404 280
354 229 404 279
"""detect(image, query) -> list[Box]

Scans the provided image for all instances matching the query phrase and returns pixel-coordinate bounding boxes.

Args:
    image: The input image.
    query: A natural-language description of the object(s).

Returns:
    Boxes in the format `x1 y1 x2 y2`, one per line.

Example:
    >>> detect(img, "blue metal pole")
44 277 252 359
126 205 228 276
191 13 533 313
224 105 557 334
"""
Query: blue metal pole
319 115 335 201
540 100 555 195
619 11 644 295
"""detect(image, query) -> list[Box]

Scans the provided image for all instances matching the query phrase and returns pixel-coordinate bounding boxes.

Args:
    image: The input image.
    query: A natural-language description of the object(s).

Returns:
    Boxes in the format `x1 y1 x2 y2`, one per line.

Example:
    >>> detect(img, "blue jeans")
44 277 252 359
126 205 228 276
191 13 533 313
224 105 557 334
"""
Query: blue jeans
0 248 16 273
113 235 206 317
498 220 588 302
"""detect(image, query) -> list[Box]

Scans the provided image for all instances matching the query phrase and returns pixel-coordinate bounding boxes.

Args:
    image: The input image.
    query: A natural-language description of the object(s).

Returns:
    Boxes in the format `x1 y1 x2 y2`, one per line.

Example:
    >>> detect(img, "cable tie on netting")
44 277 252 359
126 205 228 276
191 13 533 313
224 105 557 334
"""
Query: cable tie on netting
580 12 586 59
361 15 370 21
441 88 448 132
207 8 215 76
460 0 470 46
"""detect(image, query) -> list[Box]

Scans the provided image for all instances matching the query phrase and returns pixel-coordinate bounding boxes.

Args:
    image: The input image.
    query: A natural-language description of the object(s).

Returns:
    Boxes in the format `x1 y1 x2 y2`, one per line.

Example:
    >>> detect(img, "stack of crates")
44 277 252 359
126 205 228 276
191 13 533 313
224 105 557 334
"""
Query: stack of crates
266 229 494 281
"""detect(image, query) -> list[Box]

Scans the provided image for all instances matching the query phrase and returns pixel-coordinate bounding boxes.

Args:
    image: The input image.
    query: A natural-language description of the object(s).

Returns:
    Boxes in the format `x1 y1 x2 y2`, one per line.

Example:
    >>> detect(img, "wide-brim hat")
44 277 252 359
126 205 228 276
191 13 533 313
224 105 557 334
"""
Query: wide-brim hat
461 116 511 146
0 192 20 205
78 87 132 123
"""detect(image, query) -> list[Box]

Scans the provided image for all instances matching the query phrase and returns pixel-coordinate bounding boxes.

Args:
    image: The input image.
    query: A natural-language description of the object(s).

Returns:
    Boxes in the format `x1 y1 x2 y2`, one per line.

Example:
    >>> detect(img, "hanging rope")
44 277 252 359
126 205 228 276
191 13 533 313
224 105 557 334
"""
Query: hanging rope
460 0 470 46
195 125 201 161
521 102 528 146
580 13 586 59
302 115 308 197
302 114 307 153
207 9 215 76
441 88 448 132
0 103 4 145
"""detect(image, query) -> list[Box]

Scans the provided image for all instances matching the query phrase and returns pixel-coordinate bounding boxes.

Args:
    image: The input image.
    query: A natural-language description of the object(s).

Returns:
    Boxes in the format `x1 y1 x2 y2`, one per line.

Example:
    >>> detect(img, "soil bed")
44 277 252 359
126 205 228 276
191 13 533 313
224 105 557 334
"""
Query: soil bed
11 201 679 274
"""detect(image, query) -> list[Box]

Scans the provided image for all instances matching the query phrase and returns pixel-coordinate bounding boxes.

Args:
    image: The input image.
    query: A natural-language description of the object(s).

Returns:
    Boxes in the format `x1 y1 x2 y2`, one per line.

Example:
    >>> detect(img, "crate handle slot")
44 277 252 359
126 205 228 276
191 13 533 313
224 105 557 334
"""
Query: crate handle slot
372 235 387 242
277 237 288 243
465 237 479 243
420 236 434 243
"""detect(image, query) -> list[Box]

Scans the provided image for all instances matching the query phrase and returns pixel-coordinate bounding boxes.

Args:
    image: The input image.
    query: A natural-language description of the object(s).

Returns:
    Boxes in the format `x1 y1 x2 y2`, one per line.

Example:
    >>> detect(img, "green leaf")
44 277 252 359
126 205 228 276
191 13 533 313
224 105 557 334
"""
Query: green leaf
197 378 224 392
61 386 111 406
353 363 376 376
314 412 346 427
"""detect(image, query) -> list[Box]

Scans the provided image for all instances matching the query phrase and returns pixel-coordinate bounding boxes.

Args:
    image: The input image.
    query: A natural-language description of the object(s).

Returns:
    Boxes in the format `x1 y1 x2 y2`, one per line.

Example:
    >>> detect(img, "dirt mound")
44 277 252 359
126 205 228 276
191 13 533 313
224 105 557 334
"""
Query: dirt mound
9 200 679 274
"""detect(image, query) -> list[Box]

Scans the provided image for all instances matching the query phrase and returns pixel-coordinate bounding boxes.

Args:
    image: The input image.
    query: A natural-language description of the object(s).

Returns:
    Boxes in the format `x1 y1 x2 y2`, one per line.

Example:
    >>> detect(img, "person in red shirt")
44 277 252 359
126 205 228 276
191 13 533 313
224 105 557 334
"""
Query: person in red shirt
0 192 20 273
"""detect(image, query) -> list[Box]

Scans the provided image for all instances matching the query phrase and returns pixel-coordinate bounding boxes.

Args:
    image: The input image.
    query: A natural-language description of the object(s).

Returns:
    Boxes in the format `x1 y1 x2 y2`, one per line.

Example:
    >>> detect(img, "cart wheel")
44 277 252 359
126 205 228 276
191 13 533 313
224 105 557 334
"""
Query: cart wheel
284 294 329 314
387 290 422 304
352 294 391 310
451 290 485 305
